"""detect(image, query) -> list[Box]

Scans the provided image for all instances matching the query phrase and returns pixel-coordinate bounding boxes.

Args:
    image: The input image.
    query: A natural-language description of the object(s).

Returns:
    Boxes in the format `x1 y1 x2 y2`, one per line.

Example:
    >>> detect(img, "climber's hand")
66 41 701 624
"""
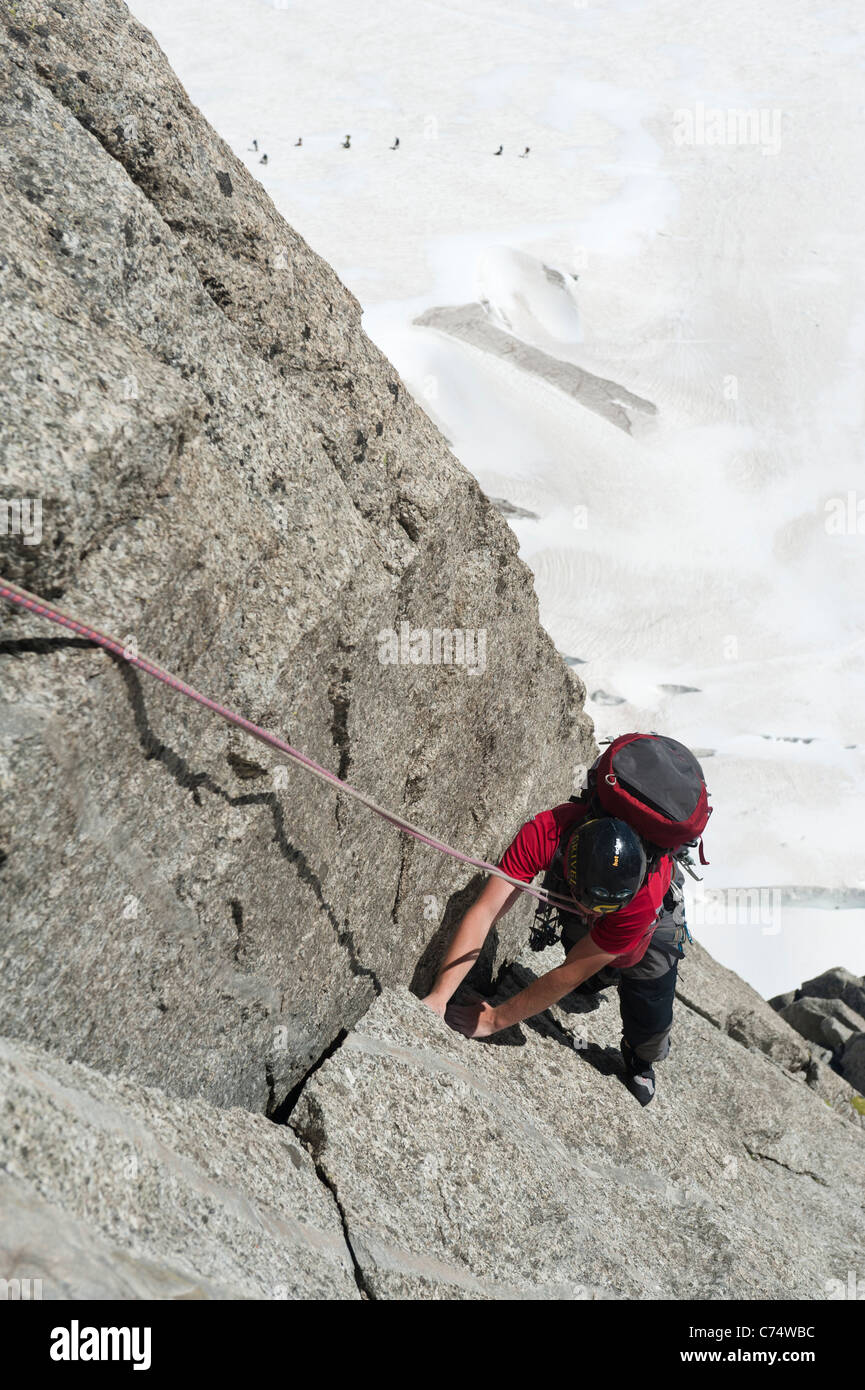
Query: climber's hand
445 998 499 1039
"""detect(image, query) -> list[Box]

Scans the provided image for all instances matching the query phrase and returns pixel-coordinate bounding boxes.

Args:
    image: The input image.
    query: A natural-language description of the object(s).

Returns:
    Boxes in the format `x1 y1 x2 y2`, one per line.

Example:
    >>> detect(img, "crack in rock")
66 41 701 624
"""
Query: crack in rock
291 1094 375 1300
0 637 383 1005
743 1144 830 1187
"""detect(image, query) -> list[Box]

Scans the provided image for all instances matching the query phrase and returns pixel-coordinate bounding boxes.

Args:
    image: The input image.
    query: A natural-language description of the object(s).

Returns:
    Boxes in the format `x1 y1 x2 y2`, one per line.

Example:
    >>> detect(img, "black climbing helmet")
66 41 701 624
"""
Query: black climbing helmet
564 816 647 914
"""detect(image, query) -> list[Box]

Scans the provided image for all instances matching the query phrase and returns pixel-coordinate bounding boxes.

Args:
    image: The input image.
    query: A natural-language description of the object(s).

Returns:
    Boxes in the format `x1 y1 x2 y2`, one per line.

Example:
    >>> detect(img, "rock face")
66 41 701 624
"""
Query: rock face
0 1034 358 1299
1 0 863 1305
769 968 865 1096
779 997 863 1050
4 946 864 1301
295 968 865 1299
675 939 813 1073
842 1035 865 1095
800 967 865 1021
0 0 592 1113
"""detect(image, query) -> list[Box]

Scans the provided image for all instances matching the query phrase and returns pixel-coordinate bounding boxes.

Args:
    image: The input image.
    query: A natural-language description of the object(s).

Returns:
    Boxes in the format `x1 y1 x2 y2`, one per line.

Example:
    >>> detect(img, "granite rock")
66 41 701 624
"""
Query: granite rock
0 0 592 1112
291 986 865 1299
780 996 865 1050
0 1034 358 1299
800 968 865 1022
840 1034 865 1095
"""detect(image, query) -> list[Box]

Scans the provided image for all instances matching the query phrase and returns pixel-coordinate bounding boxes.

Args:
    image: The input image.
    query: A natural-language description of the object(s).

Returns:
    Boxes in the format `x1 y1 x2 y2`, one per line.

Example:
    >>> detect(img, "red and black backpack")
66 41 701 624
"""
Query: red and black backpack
584 732 711 869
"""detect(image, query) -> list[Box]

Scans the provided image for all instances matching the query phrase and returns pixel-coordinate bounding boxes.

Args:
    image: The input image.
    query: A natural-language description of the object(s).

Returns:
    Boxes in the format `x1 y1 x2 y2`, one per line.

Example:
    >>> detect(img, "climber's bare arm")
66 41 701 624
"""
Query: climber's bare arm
421 875 520 1017
446 931 617 1039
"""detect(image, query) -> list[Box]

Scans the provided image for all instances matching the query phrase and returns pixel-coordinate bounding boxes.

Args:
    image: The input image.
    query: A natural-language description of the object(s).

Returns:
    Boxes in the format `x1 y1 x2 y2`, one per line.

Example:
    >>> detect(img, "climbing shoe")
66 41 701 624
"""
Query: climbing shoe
621 1039 656 1107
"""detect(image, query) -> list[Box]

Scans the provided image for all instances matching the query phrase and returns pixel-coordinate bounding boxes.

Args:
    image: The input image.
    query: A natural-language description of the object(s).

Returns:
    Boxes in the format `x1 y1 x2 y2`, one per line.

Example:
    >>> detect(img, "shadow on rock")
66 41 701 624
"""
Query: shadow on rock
469 960 625 1078
410 874 496 997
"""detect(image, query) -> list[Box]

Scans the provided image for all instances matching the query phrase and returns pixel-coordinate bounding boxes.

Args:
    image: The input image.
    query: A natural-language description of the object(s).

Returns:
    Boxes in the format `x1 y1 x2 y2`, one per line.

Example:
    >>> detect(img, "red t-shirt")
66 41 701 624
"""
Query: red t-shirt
500 802 671 961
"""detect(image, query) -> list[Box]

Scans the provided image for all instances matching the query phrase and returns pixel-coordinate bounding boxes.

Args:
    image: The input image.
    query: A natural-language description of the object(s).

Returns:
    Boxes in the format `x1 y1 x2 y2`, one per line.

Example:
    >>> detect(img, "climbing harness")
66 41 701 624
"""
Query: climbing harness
0 578 580 912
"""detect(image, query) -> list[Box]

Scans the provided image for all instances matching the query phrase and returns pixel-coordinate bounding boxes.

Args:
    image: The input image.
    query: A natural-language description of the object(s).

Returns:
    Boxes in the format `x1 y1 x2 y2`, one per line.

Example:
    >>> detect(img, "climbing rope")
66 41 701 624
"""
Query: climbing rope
0 578 580 912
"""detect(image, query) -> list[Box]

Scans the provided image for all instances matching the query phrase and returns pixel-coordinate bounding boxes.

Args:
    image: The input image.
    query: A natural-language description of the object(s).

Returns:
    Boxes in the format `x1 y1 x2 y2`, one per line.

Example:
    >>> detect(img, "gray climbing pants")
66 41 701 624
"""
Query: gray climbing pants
560 877 687 1065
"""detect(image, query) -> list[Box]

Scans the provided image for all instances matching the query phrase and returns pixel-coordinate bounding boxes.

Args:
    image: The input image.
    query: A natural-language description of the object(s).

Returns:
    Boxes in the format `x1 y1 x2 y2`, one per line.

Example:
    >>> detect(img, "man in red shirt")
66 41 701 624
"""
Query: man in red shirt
422 802 687 1105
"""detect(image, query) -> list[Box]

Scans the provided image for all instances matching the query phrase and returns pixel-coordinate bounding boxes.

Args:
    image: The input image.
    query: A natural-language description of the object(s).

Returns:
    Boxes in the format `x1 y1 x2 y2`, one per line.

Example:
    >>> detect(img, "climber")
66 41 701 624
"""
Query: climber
343 134 351 149
493 144 503 155
391 137 400 150
422 810 687 1107
295 137 303 147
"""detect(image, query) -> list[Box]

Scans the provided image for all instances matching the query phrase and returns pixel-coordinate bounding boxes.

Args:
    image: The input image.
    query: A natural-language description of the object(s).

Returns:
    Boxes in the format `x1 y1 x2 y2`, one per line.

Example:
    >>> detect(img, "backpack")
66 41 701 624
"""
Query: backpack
590 733 711 862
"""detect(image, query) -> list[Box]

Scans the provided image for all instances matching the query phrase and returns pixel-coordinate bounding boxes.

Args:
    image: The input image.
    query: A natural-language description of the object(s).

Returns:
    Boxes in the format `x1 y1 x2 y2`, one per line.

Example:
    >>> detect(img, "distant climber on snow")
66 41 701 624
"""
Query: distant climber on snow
493 144 503 155
391 136 400 149
422 735 711 1107
249 138 258 151
259 153 268 165
342 134 351 149
295 137 303 147
520 146 530 157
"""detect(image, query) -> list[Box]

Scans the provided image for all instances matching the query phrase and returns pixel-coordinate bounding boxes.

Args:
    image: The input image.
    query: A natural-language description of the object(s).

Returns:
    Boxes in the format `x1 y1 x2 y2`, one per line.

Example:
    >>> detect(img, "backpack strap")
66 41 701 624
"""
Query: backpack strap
529 809 584 951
